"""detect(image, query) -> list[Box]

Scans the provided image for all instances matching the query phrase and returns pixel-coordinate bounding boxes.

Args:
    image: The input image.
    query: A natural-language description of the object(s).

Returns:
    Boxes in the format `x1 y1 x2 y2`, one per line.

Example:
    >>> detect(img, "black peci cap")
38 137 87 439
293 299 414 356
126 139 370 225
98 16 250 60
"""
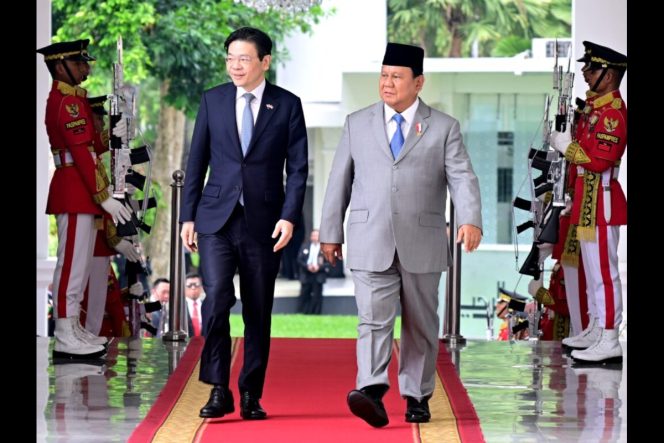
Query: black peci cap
382 42 424 76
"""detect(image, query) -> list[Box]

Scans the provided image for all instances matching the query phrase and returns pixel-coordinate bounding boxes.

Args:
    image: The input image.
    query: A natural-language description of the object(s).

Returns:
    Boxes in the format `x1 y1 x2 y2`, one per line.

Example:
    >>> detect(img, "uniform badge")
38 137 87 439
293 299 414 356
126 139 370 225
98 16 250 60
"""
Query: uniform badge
589 115 599 126
603 117 619 133
65 103 80 118
611 98 623 110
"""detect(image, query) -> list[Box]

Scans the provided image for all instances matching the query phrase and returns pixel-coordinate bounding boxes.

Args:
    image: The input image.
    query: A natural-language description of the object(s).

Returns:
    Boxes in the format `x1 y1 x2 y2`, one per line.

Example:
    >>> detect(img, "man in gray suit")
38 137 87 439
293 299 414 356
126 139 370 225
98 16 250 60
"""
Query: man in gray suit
319 43 482 428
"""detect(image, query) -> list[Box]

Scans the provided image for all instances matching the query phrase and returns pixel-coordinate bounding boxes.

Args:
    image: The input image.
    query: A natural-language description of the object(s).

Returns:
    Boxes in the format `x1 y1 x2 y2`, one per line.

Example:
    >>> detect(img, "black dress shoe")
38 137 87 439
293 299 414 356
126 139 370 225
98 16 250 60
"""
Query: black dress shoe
405 396 431 423
199 385 235 418
347 384 389 428
240 391 267 420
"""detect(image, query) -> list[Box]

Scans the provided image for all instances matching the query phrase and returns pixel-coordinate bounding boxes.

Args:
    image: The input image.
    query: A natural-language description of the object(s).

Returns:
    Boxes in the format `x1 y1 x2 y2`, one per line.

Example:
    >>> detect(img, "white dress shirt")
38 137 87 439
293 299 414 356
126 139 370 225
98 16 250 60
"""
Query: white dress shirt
384 97 420 142
236 79 266 140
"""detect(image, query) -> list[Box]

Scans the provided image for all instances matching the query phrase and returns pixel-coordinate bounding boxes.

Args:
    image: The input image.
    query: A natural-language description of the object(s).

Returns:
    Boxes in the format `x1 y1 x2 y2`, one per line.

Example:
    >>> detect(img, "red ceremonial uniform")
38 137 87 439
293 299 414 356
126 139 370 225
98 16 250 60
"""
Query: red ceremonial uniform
45 80 110 215
568 90 627 230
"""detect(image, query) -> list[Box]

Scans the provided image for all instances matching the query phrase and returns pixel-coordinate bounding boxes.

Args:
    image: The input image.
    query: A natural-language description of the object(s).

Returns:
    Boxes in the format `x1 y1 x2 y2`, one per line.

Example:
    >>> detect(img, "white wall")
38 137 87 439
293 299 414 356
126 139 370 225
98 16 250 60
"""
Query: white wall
277 0 386 103
36 0 54 337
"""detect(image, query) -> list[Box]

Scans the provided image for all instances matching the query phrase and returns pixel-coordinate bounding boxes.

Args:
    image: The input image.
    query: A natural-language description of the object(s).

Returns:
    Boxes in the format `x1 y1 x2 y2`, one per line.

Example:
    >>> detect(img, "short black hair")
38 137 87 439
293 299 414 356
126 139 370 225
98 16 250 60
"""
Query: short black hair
185 272 201 280
224 27 273 60
153 277 170 287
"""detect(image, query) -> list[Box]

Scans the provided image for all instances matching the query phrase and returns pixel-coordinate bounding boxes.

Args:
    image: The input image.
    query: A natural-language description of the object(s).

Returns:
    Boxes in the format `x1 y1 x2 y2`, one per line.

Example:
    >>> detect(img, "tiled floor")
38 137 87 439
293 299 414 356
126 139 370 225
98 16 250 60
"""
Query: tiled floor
36 337 626 442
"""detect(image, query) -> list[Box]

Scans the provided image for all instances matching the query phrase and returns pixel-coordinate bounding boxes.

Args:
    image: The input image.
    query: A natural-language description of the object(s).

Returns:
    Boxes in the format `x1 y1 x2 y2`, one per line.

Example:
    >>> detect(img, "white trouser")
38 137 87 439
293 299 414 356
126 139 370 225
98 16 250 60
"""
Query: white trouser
83 256 111 335
580 225 622 329
52 214 96 319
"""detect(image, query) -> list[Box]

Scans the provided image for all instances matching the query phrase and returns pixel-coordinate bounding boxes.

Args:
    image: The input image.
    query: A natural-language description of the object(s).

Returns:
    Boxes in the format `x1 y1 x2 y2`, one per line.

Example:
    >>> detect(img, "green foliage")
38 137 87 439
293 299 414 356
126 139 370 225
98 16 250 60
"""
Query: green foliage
230 314 402 338
491 36 531 57
52 0 326 118
388 0 571 57
49 215 58 256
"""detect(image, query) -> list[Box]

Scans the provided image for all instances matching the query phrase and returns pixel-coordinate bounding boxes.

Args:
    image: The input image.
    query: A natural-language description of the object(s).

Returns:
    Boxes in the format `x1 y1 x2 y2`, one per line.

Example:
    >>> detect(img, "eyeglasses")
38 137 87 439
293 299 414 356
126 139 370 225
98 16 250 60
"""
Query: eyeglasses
186 283 201 288
225 55 254 65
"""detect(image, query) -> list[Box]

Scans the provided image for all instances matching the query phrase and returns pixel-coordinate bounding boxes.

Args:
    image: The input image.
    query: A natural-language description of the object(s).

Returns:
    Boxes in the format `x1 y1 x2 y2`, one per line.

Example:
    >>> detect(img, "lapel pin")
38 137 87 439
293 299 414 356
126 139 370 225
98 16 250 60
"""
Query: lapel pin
416 122 422 136
266 104 274 110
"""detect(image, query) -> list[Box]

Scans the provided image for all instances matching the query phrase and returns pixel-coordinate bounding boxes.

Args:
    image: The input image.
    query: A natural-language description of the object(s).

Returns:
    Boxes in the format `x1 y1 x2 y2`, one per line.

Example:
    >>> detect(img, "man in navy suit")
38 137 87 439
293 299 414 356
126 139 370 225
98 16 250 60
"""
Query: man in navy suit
180 27 308 420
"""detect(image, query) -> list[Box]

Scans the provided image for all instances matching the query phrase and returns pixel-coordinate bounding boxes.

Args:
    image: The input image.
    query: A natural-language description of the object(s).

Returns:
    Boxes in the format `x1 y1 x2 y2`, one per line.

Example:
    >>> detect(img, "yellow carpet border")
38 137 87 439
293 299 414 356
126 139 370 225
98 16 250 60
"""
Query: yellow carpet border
152 338 240 443
393 340 462 443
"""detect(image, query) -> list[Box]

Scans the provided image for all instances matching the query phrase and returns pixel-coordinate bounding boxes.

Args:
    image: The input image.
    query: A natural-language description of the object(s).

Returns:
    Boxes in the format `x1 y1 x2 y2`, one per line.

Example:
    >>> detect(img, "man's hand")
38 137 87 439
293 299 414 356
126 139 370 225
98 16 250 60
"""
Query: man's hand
549 125 572 155
101 196 132 224
114 239 140 262
456 224 482 252
181 221 198 253
272 219 294 252
321 243 343 267
112 118 129 144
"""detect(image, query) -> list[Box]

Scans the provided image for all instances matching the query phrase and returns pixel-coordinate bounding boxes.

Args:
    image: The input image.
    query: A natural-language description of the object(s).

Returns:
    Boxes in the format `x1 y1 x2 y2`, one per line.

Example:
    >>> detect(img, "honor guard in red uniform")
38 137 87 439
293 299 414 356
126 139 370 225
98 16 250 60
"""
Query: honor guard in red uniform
37 39 131 360
549 41 627 364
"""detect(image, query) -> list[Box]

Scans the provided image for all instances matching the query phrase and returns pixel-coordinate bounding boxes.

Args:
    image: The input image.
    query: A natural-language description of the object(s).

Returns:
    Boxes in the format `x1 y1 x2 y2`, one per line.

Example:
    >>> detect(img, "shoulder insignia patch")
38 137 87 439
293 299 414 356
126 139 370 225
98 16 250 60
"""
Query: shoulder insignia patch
603 116 619 133
611 98 623 109
65 103 80 118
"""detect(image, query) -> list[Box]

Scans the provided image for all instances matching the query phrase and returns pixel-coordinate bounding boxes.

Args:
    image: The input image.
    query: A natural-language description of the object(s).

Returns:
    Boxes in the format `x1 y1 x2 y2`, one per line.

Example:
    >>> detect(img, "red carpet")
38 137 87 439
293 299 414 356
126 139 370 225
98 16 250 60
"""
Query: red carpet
130 338 484 443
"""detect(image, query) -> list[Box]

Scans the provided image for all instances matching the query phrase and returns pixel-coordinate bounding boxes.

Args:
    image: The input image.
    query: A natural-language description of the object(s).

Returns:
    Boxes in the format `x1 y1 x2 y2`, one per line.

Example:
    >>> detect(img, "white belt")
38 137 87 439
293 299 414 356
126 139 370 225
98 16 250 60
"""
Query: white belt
52 150 96 167
576 166 616 222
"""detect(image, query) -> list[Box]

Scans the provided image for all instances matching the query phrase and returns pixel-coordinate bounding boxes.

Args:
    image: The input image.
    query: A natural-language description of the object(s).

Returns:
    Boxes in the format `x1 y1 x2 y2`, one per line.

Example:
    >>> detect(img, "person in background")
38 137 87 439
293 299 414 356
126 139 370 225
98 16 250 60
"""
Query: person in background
297 229 328 314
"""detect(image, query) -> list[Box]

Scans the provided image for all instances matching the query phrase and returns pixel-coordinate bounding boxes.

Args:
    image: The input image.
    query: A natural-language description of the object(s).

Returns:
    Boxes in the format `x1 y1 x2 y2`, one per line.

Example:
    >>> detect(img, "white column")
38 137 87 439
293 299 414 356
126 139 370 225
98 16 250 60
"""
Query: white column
572 0 627 334
36 0 55 337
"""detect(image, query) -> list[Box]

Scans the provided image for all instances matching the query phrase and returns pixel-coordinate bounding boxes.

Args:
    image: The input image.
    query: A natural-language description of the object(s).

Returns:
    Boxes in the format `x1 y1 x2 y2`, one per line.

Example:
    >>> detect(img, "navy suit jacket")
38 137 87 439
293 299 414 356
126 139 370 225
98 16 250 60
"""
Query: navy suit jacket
180 81 308 243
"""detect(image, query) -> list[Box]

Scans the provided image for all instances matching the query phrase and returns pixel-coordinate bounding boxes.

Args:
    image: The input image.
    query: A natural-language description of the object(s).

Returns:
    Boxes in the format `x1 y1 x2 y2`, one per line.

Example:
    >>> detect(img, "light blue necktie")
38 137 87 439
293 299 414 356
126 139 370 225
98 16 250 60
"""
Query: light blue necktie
390 113 405 159
239 92 254 205
241 92 255 156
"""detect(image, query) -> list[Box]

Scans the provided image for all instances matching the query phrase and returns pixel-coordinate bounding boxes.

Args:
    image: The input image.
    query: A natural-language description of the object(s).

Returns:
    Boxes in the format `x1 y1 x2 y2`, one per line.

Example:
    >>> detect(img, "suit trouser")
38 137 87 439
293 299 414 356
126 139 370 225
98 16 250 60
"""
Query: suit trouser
580 225 622 329
53 214 97 319
351 252 441 400
198 204 282 397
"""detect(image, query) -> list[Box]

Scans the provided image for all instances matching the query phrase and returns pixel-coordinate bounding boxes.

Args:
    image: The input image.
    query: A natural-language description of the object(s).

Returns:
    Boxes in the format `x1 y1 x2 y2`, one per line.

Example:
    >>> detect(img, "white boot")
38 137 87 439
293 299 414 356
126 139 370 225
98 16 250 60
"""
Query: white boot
571 328 623 364
562 316 600 349
72 316 109 346
53 317 107 359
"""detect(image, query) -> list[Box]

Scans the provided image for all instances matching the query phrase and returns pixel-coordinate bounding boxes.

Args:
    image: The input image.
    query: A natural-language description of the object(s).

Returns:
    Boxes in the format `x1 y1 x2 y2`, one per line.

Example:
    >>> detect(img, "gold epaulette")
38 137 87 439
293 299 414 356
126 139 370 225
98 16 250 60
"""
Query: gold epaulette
565 141 591 164
56 81 87 98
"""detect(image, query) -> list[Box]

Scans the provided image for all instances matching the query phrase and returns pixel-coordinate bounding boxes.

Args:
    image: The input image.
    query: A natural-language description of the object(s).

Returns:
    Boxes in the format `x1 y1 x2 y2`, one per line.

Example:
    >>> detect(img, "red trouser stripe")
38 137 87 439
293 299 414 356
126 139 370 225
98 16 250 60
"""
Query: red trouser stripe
598 225 615 329
57 214 78 318
578 257 589 329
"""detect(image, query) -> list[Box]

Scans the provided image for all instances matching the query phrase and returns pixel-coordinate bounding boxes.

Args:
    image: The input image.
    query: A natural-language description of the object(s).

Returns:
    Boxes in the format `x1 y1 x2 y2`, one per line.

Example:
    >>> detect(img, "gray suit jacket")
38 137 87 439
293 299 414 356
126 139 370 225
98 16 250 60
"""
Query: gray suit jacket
319 99 482 273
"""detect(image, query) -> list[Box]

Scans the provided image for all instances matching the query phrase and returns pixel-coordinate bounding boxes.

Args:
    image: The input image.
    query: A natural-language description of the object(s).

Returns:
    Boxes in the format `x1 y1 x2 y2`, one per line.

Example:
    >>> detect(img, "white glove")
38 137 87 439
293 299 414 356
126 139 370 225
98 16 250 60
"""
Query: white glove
112 118 129 144
101 196 132 224
528 277 543 297
537 243 554 264
114 239 140 262
129 281 144 296
549 126 572 155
